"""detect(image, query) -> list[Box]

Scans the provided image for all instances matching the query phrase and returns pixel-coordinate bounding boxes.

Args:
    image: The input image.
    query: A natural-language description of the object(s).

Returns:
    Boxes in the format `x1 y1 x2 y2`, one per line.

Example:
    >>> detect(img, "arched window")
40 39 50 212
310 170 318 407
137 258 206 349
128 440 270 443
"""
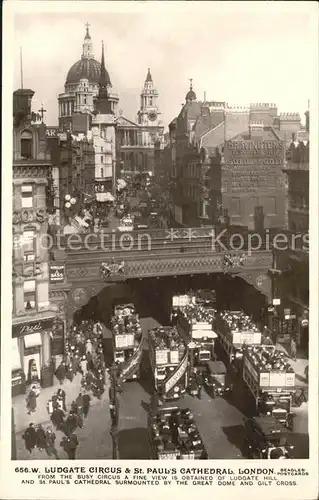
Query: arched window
20 130 33 159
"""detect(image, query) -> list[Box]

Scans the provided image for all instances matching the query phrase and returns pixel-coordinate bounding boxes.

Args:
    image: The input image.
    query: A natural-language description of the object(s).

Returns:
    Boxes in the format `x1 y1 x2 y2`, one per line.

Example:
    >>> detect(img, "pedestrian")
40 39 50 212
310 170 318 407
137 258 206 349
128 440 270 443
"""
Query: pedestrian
35 424 47 451
75 393 84 414
85 371 93 390
80 356 88 376
66 364 74 382
68 433 79 459
45 426 58 459
57 388 66 411
51 406 65 431
290 338 297 361
82 392 91 418
55 362 66 385
47 398 54 416
71 401 79 414
65 412 78 435
75 412 83 430
22 423 36 453
26 387 37 415
86 339 93 355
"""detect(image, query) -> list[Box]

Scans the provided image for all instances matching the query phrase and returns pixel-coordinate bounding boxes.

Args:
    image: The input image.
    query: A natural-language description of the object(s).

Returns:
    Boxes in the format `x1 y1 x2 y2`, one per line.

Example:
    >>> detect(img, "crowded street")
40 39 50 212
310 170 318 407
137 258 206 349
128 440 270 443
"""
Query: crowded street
13 312 308 460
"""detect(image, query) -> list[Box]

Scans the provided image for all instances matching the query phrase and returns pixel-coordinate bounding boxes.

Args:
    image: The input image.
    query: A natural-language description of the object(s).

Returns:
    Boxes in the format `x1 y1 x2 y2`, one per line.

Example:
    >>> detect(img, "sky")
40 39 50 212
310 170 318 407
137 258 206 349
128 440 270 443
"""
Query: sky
11 2 316 129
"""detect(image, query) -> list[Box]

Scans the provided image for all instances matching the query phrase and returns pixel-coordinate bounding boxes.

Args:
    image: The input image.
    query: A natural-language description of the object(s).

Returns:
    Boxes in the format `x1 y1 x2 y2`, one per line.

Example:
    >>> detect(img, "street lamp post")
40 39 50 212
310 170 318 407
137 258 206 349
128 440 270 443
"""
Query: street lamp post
109 363 120 459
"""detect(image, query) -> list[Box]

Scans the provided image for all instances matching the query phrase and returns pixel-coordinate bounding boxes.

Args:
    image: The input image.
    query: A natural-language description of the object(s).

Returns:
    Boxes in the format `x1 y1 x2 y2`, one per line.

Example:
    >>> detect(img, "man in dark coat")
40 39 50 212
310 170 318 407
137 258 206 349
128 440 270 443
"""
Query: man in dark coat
70 401 79 414
26 388 37 415
51 407 65 431
65 412 78 435
66 364 74 382
22 423 36 453
75 393 84 414
82 392 91 418
55 362 66 384
57 388 66 411
36 424 47 451
45 426 58 458
68 433 79 459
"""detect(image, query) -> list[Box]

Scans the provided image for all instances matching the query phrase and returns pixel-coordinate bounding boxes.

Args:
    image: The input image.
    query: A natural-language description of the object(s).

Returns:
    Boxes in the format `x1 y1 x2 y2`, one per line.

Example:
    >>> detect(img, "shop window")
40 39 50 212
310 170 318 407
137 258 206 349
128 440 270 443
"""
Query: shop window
21 185 33 208
23 279 36 310
20 130 33 159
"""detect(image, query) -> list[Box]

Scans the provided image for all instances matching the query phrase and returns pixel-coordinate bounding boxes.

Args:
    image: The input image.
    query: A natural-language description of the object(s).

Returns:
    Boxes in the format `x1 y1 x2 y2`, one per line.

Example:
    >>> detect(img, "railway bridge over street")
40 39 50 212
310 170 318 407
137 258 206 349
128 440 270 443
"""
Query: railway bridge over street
50 226 274 323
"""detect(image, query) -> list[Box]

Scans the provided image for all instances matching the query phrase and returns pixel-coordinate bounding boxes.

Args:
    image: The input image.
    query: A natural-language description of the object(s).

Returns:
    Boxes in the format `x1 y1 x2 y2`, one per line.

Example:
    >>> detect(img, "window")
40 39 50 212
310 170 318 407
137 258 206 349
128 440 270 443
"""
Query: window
21 185 33 208
101 156 104 163
20 130 33 159
23 230 35 261
101 147 103 153
84 96 87 104
23 280 36 310
150 97 153 106
100 168 104 178
250 197 259 215
231 197 241 215
265 197 277 215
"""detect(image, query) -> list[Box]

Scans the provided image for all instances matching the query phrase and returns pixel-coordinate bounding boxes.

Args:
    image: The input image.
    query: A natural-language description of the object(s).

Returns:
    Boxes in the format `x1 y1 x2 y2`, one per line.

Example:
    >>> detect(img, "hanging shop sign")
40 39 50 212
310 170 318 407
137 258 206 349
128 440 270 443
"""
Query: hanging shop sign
49 264 65 283
12 318 54 338
12 209 46 225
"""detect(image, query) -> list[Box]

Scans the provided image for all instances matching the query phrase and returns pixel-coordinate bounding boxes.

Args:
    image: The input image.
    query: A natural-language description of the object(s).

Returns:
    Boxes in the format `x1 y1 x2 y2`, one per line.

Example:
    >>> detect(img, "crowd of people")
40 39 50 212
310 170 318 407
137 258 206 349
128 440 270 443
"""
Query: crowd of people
22 319 106 459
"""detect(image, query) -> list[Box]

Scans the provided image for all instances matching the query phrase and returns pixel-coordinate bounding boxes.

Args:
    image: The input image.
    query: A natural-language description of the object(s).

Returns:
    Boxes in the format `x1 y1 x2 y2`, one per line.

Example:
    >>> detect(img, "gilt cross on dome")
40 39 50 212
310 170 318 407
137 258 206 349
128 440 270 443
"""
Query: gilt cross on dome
189 78 193 90
85 22 91 38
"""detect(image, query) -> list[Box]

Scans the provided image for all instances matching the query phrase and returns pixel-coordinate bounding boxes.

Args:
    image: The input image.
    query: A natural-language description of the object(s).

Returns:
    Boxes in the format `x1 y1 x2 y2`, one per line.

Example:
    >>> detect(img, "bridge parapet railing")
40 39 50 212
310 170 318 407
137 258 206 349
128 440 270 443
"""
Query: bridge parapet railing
51 226 300 257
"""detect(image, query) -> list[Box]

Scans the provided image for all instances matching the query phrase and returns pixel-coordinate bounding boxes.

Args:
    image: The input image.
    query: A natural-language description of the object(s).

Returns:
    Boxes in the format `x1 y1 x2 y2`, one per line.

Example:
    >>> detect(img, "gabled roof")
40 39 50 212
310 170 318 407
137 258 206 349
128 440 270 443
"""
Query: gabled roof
116 116 139 128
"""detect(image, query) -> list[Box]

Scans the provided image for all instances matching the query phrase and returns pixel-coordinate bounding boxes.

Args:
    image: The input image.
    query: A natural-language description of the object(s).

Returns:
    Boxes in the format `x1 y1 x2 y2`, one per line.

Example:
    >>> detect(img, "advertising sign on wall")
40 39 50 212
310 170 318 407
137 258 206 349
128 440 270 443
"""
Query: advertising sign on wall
49 265 65 283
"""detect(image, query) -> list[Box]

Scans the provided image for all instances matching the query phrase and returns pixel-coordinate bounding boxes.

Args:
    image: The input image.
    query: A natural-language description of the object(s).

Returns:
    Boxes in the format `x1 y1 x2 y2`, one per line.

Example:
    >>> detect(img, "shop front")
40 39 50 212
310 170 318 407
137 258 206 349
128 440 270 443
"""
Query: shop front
12 317 55 396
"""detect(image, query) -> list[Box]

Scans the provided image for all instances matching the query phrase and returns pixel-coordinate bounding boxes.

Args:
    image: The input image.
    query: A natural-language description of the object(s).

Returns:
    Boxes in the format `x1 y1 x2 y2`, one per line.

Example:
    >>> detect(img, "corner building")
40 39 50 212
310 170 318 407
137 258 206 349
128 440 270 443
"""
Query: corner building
12 89 62 395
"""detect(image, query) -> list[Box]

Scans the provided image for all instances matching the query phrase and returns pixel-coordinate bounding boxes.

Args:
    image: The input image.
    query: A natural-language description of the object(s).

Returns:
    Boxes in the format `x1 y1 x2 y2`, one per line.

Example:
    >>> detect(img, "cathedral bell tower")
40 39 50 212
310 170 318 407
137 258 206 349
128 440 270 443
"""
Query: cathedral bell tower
137 68 161 126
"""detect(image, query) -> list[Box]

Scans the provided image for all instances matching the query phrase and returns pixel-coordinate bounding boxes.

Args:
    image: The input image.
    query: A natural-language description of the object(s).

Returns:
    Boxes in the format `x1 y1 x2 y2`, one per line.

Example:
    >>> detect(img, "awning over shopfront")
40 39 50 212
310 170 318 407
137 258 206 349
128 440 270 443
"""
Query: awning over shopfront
24 332 42 349
12 338 22 371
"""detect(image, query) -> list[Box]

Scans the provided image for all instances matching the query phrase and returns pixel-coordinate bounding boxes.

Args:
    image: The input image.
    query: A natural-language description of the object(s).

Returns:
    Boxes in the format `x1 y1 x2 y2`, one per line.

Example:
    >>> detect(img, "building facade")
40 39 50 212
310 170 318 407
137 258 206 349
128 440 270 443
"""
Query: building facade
222 125 286 229
271 135 309 352
167 84 306 229
12 89 63 395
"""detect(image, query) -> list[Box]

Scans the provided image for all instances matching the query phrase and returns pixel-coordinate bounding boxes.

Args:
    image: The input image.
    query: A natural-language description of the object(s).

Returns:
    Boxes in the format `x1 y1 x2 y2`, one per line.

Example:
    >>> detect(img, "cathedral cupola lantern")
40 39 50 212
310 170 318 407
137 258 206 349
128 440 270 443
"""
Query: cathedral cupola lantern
82 23 94 59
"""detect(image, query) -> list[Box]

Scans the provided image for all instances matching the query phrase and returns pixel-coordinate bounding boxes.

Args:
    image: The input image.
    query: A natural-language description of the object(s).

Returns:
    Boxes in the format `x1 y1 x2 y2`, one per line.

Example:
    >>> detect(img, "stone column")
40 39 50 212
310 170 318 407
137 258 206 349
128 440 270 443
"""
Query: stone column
41 330 51 366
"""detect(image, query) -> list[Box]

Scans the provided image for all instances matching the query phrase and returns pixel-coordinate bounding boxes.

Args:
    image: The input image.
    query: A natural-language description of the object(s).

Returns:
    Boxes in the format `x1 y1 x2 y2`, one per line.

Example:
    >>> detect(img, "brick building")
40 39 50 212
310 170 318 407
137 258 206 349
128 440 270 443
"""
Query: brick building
166 86 306 229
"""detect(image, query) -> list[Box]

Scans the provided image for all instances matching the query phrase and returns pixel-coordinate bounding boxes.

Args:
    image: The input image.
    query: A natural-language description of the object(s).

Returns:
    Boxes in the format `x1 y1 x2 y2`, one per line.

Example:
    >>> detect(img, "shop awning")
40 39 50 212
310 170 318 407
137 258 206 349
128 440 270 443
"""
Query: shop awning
12 338 21 371
24 332 42 349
